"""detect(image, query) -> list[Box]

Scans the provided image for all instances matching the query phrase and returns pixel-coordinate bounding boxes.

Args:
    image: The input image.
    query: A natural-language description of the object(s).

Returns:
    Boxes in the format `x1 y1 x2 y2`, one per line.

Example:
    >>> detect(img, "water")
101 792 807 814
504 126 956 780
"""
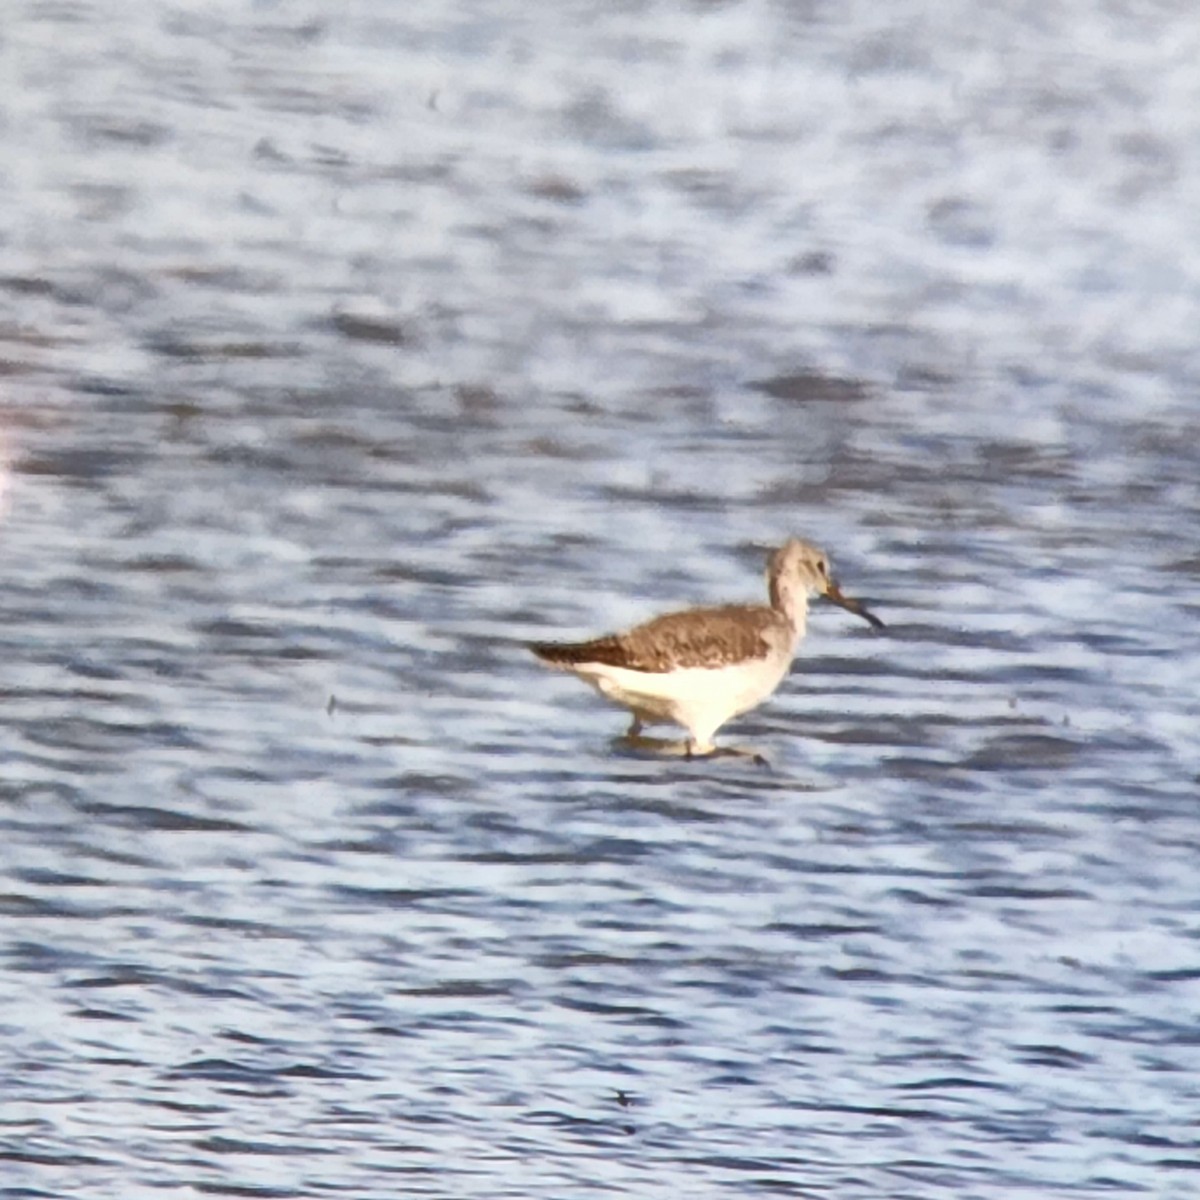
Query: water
2 1 1199 1196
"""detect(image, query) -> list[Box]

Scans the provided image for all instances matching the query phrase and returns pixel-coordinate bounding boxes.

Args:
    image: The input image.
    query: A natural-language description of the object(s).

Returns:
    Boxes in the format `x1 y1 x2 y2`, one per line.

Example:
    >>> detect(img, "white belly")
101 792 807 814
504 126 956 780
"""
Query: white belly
570 654 792 748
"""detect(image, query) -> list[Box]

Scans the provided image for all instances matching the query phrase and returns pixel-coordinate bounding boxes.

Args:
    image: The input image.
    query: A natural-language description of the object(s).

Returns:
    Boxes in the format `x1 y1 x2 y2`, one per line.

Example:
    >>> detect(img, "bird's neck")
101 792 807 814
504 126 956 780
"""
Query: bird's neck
769 577 809 641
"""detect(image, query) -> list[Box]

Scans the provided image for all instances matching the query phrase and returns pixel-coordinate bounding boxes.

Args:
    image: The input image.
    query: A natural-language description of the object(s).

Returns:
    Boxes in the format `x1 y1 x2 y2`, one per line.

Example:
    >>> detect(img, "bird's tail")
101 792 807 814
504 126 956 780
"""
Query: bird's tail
529 640 571 664
528 639 609 666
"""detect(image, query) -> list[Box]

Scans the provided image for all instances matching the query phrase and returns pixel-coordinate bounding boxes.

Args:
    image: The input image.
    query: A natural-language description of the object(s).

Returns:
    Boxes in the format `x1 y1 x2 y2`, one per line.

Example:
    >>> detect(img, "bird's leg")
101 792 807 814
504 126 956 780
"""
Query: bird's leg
626 715 644 738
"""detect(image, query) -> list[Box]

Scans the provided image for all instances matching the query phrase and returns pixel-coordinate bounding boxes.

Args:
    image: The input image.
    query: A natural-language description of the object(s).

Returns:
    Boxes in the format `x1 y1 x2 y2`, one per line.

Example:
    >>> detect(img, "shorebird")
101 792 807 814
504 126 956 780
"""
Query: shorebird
528 537 884 757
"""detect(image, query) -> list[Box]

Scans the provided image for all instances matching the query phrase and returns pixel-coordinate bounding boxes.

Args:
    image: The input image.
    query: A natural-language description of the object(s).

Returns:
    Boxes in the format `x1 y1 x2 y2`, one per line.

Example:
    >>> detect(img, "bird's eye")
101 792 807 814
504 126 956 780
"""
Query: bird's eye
817 559 828 576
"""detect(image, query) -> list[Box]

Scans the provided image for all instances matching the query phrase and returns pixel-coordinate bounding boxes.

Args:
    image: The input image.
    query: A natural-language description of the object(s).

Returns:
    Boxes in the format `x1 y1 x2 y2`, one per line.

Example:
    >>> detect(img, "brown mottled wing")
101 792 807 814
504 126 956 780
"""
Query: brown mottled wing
529 605 780 673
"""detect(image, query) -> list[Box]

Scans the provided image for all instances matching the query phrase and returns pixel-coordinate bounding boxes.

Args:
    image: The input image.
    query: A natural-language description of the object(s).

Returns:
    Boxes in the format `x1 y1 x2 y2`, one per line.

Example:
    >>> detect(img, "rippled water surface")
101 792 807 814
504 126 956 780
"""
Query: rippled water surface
2 1 1200 1197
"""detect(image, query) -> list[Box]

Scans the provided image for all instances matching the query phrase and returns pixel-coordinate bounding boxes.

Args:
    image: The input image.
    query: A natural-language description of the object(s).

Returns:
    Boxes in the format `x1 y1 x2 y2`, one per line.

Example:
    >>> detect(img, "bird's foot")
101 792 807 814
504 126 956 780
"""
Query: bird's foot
686 740 769 767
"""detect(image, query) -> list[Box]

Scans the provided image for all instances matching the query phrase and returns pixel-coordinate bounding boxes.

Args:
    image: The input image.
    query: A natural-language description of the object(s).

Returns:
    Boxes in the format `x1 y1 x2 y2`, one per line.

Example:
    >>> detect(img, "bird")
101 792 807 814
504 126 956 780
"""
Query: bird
528 537 884 757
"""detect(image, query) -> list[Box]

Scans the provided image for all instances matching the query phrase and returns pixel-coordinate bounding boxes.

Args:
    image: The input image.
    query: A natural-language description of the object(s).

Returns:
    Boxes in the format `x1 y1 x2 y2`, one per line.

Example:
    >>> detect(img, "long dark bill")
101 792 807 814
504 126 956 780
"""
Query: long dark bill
825 582 885 630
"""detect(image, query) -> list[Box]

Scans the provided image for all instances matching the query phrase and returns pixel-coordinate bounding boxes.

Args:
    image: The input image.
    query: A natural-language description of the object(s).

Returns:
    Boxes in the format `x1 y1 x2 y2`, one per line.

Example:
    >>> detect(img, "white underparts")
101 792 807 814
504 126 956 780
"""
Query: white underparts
567 655 795 753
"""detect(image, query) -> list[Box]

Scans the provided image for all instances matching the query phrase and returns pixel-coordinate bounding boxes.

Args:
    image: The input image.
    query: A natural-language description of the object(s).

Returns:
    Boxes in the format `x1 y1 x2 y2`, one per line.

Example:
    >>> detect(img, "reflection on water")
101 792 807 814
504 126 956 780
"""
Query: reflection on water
1 0 1199 1196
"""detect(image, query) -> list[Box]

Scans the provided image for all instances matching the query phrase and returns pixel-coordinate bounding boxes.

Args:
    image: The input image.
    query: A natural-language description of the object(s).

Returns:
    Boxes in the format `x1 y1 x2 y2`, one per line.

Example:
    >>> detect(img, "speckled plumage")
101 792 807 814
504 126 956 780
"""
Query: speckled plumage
529 538 883 756
529 604 785 673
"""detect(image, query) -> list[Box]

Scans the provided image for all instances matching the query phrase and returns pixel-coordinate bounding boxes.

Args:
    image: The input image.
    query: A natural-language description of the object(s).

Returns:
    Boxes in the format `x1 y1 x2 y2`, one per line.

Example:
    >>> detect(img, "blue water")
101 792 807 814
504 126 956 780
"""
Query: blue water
1 2 1199 1196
